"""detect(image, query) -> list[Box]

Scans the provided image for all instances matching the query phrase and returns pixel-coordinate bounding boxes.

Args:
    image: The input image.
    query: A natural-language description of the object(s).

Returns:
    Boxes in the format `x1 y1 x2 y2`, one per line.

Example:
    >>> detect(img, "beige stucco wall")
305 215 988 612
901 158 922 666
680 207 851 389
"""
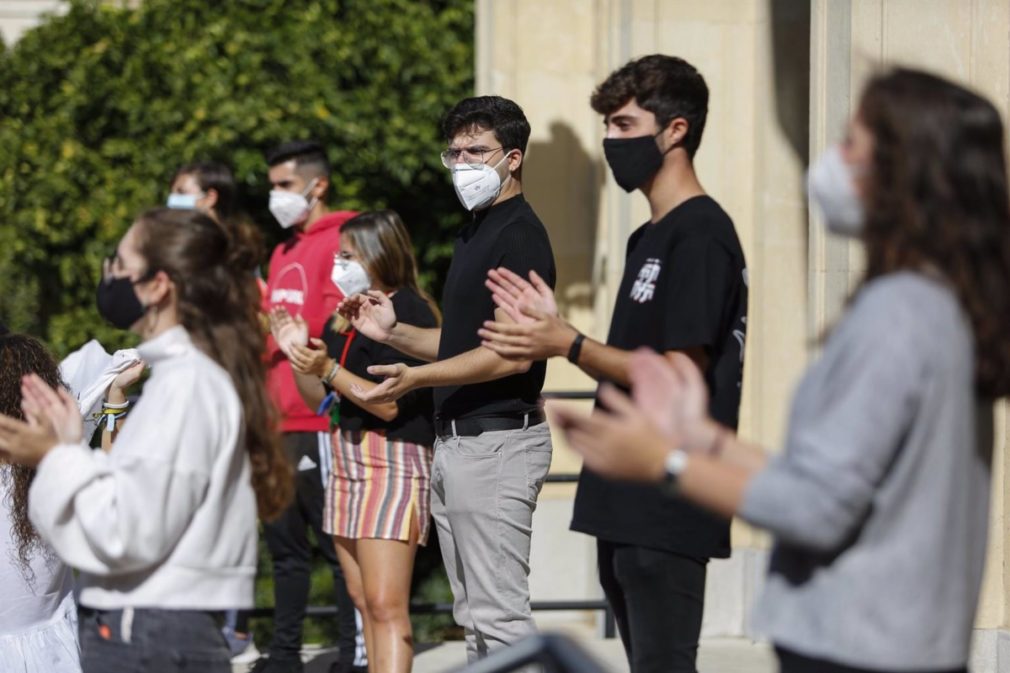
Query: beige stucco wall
478 0 1010 649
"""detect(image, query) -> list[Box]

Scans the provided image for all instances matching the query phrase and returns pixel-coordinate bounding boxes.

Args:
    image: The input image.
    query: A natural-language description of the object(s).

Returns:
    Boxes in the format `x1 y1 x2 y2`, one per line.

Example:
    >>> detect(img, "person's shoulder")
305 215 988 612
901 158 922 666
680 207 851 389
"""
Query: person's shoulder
392 287 438 322
858 272 961 322
668 197 741 256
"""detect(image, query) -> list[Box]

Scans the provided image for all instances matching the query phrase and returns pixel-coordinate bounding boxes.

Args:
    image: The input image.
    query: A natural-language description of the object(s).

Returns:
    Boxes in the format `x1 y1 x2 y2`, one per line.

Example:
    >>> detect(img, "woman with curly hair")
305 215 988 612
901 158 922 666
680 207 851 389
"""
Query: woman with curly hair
555 68 1010 673
0 332 81 672
0 207 293 672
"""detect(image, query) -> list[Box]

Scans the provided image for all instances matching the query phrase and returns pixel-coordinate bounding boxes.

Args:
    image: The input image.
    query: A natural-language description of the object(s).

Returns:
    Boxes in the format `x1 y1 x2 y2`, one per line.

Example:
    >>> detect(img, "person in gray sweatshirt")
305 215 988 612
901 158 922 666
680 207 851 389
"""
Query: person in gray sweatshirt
553 67 1010 673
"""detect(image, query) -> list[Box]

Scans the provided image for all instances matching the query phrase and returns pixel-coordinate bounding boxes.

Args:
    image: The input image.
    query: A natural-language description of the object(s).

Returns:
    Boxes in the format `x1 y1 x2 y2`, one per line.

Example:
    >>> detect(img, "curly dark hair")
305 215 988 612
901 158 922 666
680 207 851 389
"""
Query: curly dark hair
440 95 532 155
0 333 64 570
858 68 1010 396
590 54 709 158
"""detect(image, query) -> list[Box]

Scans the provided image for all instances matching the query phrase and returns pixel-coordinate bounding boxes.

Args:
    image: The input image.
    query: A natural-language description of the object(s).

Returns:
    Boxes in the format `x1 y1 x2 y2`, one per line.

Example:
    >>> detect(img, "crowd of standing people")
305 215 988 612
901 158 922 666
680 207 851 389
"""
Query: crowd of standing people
0 51 1009 673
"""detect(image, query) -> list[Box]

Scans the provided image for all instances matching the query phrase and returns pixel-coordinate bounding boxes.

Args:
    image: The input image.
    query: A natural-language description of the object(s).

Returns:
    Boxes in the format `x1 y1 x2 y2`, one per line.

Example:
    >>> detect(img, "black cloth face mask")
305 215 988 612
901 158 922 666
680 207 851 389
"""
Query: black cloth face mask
95 273 154 330
603 131 671 192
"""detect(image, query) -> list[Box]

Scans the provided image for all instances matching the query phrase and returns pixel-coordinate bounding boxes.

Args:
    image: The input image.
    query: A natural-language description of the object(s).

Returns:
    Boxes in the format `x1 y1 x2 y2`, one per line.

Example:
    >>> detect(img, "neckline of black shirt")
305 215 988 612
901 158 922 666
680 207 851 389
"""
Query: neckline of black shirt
646 193 713 229
461 193 527 239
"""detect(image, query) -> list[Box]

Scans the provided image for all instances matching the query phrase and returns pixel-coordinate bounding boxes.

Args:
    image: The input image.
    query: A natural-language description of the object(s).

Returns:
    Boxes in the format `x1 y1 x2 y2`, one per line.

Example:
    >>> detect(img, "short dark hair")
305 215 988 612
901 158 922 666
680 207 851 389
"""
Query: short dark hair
173 162 240 224
265 140 331 178
591 54 709 158
440 96 531 155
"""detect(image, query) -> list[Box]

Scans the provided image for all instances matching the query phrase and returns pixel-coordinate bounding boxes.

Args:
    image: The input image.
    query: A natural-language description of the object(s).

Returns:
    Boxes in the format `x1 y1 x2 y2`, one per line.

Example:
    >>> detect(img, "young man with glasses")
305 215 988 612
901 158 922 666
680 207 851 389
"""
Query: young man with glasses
338 96 557 661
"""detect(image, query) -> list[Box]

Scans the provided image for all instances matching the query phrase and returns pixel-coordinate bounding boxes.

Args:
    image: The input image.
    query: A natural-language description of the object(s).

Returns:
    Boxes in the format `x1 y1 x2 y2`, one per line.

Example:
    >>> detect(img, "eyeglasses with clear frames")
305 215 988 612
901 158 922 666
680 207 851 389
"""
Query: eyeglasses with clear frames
440 145 504 169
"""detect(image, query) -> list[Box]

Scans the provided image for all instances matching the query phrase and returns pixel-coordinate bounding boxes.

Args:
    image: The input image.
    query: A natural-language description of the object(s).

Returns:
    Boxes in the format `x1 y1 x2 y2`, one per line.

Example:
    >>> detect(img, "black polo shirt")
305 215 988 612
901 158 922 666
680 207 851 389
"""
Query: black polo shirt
434 194 557 420
570 195 748 559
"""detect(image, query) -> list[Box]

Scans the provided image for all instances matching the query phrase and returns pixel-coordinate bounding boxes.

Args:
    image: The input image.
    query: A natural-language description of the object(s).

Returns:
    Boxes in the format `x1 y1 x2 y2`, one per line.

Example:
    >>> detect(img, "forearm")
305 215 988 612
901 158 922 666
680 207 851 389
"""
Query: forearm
575 338 633 386
293 369 327 411
411 346 531 388
676 454 756 519
326 365 399 422
386 324 441 363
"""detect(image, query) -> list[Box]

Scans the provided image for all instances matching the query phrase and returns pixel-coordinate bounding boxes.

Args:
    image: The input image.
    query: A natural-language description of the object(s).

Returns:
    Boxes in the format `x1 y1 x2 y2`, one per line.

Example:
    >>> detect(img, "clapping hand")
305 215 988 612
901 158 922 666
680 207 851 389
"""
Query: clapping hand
336 291 397 343
269 306 309 357
0 375 83 467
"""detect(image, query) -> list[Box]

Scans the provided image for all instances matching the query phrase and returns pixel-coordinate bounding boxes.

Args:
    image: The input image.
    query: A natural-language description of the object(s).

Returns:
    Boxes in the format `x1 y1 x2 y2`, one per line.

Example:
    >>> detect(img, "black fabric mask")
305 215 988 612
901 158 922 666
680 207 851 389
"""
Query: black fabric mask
95 275 150 330
602 131 667 192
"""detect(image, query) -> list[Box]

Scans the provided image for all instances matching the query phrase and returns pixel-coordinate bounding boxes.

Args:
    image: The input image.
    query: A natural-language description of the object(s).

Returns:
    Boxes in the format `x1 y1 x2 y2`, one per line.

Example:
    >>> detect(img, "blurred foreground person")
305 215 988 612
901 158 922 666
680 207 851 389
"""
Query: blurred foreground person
0 208 292 673
0 333 81 673
555 68 1010 673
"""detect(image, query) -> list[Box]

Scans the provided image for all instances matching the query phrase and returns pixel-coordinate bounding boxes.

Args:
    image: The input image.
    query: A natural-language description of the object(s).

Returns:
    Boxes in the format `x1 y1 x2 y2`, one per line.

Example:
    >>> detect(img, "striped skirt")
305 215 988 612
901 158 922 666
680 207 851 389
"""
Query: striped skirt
324 428 434 545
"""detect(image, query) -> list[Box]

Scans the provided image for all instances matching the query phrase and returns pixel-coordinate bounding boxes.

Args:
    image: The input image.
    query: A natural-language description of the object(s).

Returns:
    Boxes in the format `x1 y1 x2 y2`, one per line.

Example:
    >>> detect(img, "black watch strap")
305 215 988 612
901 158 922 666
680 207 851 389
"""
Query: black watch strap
567 332 586 364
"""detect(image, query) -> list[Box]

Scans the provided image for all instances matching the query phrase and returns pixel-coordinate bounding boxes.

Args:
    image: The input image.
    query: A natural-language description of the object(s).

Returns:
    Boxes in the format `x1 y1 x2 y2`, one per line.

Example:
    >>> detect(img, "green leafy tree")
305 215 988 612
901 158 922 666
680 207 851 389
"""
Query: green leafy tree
0 0 473 355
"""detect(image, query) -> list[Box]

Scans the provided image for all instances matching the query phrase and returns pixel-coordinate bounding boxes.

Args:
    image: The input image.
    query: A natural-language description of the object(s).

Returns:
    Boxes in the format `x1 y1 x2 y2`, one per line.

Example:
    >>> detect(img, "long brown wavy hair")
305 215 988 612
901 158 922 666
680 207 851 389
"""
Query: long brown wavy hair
858 68 1010 396
336 209 441 326
133 207 292 519
0 333 64 570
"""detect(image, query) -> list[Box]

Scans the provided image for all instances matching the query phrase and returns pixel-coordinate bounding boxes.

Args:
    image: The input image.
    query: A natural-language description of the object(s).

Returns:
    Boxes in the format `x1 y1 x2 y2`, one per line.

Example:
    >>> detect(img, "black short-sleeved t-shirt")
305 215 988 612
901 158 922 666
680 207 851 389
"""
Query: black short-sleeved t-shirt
570 195 748 559
434 194 557 420
322 288 438 446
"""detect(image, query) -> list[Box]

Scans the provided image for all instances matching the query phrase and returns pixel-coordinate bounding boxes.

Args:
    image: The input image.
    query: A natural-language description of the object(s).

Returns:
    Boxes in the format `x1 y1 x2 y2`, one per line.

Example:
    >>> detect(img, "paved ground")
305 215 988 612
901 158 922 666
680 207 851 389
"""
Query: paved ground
235 632 775 673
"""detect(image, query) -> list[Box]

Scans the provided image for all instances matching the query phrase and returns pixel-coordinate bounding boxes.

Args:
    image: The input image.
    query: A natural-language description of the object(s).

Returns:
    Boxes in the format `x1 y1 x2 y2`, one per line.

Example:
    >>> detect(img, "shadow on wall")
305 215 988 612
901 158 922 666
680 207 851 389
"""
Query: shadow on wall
524 120 605 315
770 0 811 168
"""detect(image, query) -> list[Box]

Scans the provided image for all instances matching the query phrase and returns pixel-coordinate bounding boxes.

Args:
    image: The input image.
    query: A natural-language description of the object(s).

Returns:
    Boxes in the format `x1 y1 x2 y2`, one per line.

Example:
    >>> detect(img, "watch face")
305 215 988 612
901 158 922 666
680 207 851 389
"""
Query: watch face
663 449 689 495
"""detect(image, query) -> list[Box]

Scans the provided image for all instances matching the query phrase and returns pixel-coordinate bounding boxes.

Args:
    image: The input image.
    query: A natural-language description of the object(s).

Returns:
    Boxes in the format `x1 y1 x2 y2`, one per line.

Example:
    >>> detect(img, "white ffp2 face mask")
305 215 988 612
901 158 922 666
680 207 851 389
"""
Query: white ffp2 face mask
807 145 865 237
269 179 318 229
331 259 372 297
451 155 509 211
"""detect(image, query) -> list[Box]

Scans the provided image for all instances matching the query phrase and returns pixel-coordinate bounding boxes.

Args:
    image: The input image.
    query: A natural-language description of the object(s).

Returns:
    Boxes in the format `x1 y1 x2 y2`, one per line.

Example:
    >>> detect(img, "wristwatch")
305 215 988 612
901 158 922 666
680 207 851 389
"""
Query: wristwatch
662 449 690 495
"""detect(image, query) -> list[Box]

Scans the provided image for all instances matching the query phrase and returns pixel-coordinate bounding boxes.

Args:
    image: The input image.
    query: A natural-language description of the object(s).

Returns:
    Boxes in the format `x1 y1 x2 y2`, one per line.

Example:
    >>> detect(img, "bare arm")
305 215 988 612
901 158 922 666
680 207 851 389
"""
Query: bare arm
353 307 532 404
384 322 442 364
288 340 400 422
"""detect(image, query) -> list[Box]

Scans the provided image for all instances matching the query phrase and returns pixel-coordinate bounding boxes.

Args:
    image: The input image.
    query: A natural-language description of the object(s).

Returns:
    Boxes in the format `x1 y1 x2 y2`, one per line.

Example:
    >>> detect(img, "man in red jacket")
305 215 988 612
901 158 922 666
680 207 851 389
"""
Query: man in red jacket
255 140 363 673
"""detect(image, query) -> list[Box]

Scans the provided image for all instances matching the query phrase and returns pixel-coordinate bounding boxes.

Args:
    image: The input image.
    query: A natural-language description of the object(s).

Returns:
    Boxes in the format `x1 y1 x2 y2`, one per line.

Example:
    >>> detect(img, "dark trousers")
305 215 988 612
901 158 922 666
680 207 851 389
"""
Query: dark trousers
776 647 968 673
598 539 707 673
263 432 356 664
79 606 229 673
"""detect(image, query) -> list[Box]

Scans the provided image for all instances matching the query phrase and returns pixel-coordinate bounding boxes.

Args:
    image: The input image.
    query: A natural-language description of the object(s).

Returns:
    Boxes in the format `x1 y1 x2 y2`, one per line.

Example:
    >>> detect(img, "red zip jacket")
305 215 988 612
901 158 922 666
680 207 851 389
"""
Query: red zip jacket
263 211 357 432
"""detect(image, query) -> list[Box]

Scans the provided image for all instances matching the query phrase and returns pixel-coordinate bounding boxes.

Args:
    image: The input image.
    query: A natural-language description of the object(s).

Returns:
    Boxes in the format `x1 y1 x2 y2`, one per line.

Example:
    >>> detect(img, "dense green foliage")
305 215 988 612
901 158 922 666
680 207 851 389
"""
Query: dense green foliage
0 0 473 355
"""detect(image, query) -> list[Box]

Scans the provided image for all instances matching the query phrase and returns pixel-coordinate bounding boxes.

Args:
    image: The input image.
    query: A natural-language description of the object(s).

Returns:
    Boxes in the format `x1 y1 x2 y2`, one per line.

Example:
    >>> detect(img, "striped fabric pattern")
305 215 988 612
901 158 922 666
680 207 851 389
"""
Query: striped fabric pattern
324 428 433 545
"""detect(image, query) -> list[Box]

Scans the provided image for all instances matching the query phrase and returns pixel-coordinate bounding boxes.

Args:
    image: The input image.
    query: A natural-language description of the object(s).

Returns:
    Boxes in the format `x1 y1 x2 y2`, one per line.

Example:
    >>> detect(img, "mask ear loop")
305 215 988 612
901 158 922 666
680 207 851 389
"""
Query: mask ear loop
303 178 321 212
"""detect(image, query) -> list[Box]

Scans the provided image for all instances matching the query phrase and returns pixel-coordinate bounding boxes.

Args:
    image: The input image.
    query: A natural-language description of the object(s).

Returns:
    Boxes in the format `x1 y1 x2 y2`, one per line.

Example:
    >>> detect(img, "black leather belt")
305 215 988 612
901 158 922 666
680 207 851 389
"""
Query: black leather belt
435 410 546 438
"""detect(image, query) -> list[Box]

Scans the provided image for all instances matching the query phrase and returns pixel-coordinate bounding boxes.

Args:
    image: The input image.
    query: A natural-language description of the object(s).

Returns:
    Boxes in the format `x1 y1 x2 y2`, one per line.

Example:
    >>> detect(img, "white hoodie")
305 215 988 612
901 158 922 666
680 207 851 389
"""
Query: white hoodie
29 326 258 610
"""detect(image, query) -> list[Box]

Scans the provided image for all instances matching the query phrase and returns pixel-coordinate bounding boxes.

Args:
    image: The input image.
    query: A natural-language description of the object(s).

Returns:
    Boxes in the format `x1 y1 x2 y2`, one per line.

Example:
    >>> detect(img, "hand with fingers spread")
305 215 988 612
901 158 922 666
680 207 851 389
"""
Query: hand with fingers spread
269 306 309 357
349 362 414 404
336 291 397 343
485 268 558 324
629 349 712 445
288 338 332 378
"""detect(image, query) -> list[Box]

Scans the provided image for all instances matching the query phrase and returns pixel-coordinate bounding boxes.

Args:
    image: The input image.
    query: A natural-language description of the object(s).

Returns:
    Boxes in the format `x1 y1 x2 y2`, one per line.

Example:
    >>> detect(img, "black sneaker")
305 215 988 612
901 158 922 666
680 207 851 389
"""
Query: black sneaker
249 654 304 673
